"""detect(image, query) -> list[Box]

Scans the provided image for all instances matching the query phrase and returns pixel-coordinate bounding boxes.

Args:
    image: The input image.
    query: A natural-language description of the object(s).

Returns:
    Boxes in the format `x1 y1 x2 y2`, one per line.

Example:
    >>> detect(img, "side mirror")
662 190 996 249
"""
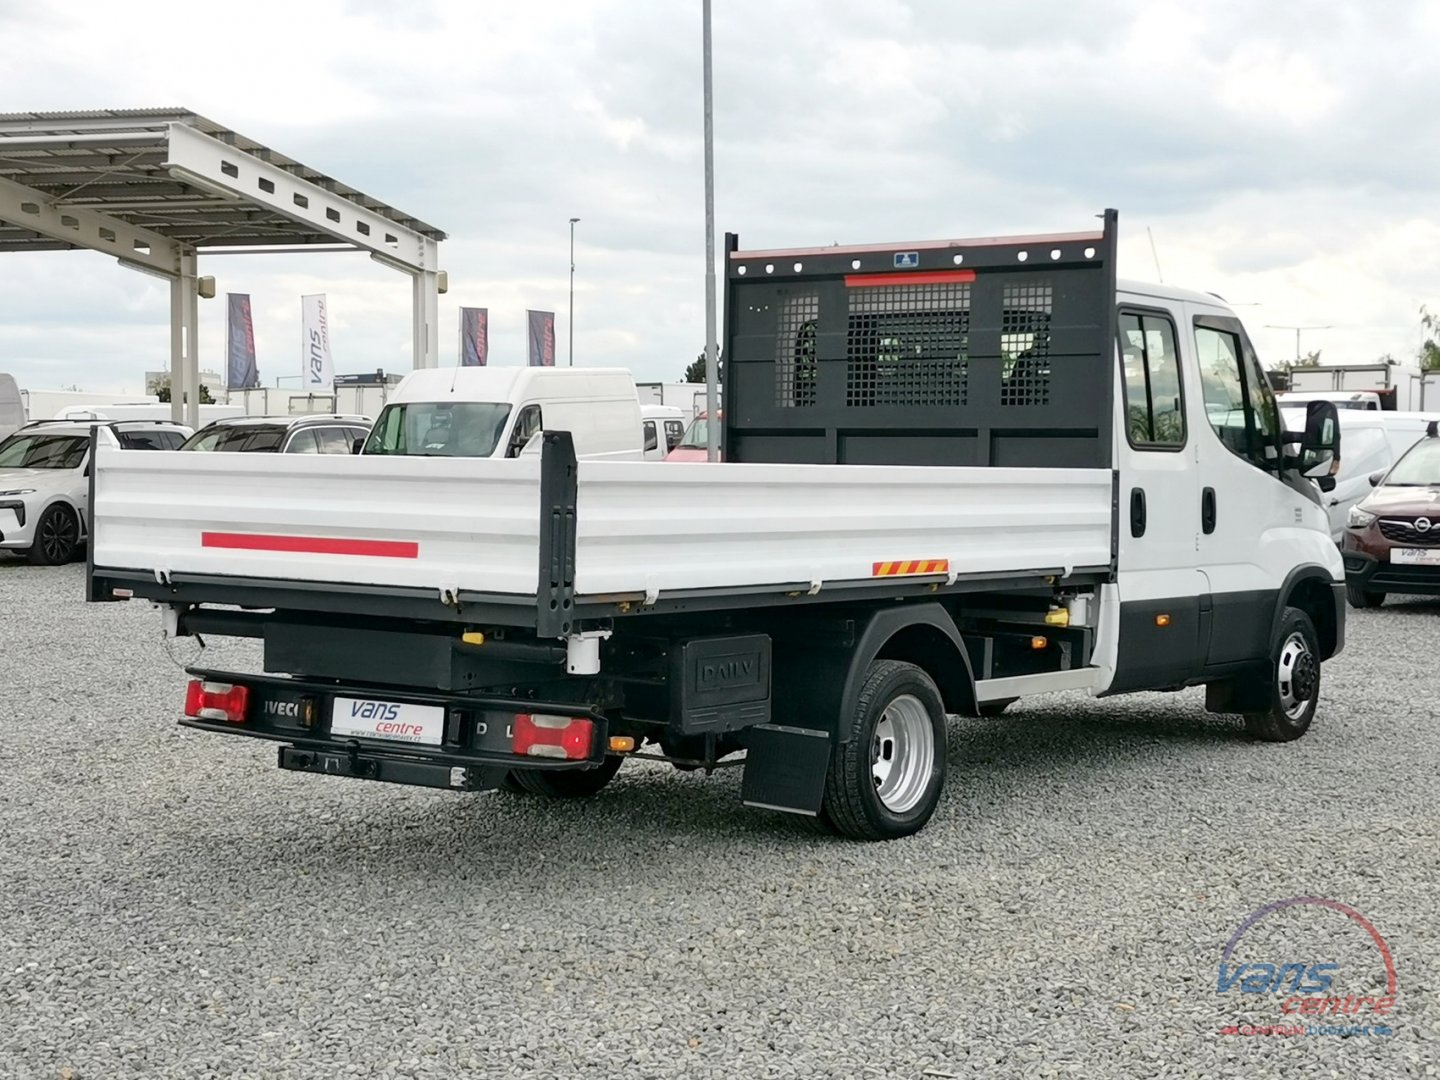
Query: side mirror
1368 471 1384 487
1299 400 1340 479
351 437 365 455
1316 476 1337 493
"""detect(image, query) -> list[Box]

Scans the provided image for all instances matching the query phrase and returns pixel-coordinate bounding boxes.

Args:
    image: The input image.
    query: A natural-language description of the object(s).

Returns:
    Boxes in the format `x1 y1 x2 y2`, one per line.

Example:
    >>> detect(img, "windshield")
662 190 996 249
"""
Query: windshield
678 417 709 449
364 401 513 458
181 425 287 452
0 433 88 469
1383 439 1440 486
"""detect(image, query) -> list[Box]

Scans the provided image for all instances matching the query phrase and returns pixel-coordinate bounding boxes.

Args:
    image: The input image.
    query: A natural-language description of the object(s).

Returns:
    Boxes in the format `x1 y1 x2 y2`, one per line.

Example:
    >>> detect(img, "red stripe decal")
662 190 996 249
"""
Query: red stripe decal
845 269 977 287
201 532 419 559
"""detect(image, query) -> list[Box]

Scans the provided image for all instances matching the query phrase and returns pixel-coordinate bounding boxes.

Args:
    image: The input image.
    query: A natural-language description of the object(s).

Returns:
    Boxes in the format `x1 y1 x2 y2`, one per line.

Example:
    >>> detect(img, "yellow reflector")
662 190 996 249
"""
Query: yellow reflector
1030 636 1048 650
1044 608 1069 627
1155 613 1171 627
461 631 486 646
608 736 637 753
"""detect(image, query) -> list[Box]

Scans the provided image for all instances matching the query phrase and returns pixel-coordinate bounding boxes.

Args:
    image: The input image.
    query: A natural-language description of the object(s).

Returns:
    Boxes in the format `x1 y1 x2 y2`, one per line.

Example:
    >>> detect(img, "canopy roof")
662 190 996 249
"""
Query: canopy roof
0 108 445 256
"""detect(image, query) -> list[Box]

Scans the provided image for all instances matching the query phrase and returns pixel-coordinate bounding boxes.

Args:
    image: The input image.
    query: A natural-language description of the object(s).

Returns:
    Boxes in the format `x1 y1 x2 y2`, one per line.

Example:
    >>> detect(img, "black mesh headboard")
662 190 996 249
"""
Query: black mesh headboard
722 210 1118 468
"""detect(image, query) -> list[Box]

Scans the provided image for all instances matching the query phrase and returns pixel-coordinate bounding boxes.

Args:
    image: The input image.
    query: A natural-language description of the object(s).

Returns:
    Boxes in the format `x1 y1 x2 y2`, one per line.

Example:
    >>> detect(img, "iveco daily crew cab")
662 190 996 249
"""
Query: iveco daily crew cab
88 211 1345 841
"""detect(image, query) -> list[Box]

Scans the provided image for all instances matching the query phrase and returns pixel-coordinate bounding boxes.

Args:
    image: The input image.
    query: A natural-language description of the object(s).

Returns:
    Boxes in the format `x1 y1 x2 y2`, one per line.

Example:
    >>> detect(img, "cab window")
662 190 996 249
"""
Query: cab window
284 429 322 454
1195 320 1280 471
506 405 543 458
643 420 659 453
1118 312 1185 448
314 427 354 454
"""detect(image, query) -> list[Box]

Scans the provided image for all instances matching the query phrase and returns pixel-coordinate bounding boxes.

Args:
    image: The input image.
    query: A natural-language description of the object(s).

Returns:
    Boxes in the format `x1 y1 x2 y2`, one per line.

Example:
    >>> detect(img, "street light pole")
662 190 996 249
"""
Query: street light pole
569 217 580 367
701 0 719 462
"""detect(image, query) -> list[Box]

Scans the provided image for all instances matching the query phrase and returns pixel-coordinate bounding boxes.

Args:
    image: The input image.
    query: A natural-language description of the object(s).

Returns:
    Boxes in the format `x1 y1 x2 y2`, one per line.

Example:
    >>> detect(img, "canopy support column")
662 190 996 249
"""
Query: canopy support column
412 269 439 369
169 248 199 428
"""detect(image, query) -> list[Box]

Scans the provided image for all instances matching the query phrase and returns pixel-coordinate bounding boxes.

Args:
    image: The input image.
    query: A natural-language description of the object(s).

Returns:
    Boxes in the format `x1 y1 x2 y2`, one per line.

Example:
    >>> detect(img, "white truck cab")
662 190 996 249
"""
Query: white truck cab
640 404 686 460
362 367 644 462
1108 281 1343 705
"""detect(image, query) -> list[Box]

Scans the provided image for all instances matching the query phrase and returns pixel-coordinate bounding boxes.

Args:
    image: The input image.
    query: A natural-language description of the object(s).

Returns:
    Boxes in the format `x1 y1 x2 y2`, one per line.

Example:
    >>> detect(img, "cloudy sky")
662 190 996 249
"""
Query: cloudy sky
2 0 1439 394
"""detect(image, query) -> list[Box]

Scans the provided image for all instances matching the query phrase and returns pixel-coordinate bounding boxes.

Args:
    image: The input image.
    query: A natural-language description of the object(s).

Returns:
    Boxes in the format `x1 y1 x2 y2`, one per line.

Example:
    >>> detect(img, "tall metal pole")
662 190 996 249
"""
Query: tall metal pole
1266 324 1332 366
702 0 719 461
569 217 580 367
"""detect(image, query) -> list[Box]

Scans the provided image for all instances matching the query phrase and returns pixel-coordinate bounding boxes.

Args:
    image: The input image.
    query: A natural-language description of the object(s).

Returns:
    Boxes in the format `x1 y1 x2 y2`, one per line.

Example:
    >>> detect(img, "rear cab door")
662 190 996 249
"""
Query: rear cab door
1108 300 1207 692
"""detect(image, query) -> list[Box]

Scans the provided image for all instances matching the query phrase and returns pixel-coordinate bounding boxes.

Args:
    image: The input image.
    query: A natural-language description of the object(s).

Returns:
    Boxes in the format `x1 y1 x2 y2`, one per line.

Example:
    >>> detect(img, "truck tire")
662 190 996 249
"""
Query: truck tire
1243 606 1321 743
27 504 80 565
1345 584 1385 609
510 755 623 798
822 660 947 841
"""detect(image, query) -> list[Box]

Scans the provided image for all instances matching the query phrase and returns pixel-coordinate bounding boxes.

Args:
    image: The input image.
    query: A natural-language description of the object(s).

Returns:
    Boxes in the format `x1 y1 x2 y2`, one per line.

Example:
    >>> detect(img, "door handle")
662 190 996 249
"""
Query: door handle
1130 487 1146 537
1202 487 1217 534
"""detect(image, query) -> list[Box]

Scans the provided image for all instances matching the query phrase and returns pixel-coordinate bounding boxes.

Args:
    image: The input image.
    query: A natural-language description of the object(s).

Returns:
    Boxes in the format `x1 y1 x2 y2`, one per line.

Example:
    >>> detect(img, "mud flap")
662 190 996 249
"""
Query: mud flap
740 724 830 815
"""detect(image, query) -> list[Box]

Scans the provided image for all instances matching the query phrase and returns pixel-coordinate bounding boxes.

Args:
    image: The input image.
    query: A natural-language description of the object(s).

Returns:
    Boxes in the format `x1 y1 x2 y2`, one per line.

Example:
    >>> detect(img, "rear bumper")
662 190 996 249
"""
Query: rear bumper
1342 550 1440 596
183 668 612 790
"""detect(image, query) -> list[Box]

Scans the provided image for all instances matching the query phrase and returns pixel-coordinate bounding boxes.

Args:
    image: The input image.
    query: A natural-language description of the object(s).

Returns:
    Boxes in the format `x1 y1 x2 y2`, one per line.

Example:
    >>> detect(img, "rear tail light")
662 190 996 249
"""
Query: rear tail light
512 713 594 760
184 679 250 724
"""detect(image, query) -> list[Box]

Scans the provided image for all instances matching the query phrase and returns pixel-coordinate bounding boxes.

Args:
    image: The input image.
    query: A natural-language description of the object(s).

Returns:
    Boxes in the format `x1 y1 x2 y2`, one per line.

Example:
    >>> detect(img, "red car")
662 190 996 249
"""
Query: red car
664 411 723 461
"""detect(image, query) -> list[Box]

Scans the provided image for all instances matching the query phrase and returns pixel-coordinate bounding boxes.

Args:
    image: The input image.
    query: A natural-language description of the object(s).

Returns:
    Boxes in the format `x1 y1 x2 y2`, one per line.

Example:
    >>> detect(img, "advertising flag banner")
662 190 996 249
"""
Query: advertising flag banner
226 293 260 389
301 294 335 391
460 306 489 366
527 309 556 367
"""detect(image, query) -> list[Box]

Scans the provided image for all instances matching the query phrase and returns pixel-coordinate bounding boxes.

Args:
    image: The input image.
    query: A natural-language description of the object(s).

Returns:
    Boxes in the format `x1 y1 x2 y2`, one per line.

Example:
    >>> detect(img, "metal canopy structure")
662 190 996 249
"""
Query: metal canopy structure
0 108 447 426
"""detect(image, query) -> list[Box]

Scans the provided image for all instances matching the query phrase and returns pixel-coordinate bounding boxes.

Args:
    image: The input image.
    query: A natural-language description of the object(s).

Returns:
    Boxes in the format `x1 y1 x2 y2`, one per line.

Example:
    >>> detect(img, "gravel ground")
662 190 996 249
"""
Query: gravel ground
2 555 1439 1079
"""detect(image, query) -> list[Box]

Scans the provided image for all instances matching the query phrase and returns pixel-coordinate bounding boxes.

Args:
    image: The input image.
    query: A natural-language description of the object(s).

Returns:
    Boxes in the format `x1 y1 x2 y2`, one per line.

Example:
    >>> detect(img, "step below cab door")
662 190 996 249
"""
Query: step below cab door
1108 305 1209 693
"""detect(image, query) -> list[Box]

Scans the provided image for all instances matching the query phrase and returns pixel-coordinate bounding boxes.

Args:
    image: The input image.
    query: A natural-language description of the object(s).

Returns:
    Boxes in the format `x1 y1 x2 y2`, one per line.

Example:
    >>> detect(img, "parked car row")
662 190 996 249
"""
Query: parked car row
0 419 192 565
1 367 723 566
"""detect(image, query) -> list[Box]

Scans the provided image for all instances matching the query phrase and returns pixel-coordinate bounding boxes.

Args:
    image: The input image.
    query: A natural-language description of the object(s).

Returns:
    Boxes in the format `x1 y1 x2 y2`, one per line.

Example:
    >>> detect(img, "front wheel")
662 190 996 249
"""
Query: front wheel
1243 606 1321 743
509 755 623 798
1345 584 1385 609
27 504 81 565
822 660 947 841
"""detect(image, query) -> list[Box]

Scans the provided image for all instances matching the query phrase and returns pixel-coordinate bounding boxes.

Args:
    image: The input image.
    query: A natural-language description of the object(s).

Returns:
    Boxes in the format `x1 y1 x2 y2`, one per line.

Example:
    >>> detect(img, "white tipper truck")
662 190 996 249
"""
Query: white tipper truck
87 211 1345 840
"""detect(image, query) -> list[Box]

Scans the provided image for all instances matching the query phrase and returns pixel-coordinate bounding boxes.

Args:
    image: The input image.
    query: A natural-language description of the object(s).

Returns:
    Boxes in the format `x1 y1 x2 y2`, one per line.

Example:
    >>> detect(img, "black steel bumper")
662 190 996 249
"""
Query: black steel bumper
1343 550 1440 597
183 667 611 792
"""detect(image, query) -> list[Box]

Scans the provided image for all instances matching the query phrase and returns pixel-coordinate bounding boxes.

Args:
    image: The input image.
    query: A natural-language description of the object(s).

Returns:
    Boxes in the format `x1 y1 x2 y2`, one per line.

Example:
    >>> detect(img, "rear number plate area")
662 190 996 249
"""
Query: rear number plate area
1392 548 1440 566
330 697 444 746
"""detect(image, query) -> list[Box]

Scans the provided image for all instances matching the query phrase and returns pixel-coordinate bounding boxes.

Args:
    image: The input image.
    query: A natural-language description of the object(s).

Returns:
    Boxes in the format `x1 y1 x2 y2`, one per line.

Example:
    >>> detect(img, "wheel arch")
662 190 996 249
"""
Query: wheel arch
843 604 977 738
1275 565 1341 661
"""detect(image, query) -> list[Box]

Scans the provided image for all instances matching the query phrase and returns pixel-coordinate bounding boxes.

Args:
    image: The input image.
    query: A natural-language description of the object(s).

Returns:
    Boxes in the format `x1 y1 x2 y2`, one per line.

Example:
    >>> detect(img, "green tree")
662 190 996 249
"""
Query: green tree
684 349 722 384
153 376 215 404
1420 306 1440 371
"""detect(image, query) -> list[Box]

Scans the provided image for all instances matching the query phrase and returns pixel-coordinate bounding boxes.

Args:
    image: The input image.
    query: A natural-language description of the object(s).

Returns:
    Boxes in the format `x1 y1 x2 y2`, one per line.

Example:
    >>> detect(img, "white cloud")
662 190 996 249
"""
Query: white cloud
1 0 1439 394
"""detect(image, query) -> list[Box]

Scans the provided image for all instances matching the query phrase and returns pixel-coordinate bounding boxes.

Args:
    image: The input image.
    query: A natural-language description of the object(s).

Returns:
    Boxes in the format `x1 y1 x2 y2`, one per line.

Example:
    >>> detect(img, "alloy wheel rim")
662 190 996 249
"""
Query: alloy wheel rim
41 512 76 562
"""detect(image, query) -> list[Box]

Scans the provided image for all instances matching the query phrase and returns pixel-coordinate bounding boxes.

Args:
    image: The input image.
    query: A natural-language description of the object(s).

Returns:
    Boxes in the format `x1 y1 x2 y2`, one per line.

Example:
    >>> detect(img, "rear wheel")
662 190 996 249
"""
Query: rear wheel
510 755 623 798
27 504 80 566
822 660 947 841
1243 607 1321 743
1345 584 1386 609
